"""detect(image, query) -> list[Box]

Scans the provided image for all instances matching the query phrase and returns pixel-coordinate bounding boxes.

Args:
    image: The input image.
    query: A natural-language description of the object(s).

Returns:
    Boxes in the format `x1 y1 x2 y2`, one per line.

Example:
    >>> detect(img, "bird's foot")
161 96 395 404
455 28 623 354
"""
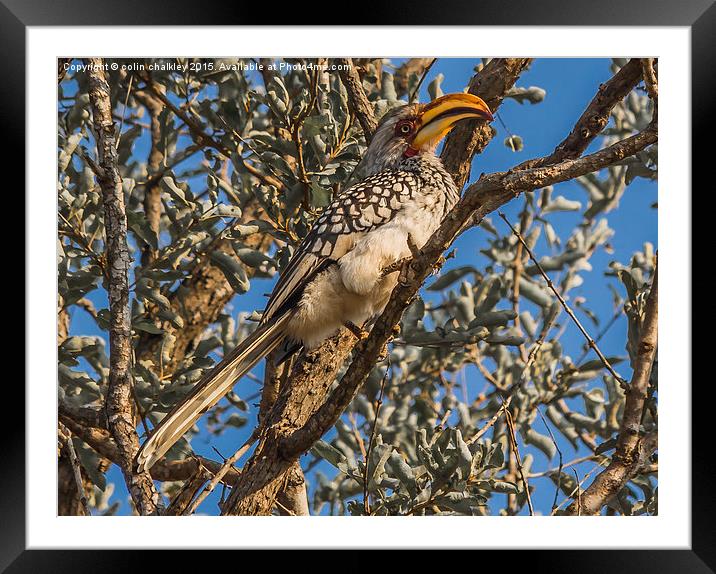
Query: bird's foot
406 233 421 258
381 256 411 278
345 321 369 341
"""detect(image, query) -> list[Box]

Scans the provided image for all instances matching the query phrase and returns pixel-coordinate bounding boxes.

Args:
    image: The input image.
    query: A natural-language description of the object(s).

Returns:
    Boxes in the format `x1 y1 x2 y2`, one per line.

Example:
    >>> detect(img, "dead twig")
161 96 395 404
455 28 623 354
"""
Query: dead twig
363 357 391 515
503 402 534 516
537 407 563 512
408 58 438 103
499 212 628 390
467 397 512 445
186 434 257 515
58 423 90 516
641 58 658 116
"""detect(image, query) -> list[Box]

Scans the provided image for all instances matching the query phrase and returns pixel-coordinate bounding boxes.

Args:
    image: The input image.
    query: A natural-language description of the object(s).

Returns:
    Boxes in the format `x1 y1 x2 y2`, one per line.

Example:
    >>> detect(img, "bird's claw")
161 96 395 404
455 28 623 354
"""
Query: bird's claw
432 255 447 275
432 249 456 275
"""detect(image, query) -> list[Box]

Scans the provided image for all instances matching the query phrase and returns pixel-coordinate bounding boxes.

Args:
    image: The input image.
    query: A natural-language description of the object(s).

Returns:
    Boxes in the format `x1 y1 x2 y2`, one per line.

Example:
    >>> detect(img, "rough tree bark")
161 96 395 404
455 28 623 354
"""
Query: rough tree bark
221 330 355 515
85 57 159 515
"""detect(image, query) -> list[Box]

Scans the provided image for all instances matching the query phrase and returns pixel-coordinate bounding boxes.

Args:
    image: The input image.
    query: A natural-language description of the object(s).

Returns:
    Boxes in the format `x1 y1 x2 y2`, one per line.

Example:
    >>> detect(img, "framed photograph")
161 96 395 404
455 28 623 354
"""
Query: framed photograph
10 0 707 570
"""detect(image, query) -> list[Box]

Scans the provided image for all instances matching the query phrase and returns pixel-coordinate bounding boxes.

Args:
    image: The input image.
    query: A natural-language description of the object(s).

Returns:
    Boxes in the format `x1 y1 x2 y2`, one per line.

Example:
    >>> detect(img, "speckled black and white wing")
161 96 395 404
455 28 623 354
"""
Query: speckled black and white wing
261 169 420 323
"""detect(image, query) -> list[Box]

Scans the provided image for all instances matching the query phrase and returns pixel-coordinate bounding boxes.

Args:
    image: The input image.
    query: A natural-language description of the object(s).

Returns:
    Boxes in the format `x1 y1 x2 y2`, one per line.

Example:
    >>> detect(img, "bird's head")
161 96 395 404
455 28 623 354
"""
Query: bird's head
356 93 493 177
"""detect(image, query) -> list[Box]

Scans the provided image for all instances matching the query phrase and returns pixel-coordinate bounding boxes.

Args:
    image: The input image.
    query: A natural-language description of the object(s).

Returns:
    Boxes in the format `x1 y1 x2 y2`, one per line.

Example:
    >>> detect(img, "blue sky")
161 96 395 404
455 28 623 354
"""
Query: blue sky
64 58 656 515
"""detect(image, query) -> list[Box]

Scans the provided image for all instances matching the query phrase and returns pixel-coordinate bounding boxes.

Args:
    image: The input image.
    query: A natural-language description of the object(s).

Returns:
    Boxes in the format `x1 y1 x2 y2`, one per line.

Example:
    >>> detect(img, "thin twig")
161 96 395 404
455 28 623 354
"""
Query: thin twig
575 307 622 365
409 58 438 103
528 453 606 478
499 212 628 390
467 396 512 446
363 356 391 515
536 407 563 512
58 424 91 516
503 401 534 516
573 469 582 516
273 498 297 516
115 73 134 150
552 464 599 515
472 348 503 390
510 205 531 362
185 434 257 515
348 413 368 461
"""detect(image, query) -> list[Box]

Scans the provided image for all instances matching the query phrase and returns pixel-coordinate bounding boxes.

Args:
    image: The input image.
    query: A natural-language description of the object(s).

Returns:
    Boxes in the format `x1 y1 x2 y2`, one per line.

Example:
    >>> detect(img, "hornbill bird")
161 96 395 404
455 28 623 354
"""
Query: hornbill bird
136 92 494 472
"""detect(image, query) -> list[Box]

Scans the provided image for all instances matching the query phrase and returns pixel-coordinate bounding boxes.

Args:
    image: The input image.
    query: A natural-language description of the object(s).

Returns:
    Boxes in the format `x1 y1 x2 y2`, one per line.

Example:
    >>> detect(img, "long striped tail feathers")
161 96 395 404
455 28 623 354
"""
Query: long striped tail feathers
135 313 291 473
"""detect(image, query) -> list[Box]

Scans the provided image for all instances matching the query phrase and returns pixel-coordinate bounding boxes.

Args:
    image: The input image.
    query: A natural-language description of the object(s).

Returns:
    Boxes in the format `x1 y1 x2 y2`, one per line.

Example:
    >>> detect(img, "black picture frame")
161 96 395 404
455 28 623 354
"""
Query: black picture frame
8 0 707 571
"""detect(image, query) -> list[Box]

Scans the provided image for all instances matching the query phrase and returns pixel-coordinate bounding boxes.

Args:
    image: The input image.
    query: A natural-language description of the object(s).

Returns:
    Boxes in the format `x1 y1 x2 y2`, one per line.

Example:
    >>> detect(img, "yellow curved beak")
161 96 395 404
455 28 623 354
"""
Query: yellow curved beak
411 93 494 151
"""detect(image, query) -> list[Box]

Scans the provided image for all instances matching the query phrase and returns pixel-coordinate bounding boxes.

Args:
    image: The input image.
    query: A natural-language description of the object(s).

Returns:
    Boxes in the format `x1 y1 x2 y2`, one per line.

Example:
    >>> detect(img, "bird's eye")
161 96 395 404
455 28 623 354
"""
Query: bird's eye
399 123 412 135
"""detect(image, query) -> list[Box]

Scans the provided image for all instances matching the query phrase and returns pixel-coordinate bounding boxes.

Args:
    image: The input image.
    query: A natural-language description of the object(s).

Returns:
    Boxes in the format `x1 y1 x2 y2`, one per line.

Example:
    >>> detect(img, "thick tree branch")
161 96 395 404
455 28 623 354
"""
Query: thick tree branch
258 358 310 515
85 58 159 515
516 58 644 170
220 330 354 515
336 58 378 142
59 401 107 429
441 58 534 188
566 261 658 515
165 466 211 515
